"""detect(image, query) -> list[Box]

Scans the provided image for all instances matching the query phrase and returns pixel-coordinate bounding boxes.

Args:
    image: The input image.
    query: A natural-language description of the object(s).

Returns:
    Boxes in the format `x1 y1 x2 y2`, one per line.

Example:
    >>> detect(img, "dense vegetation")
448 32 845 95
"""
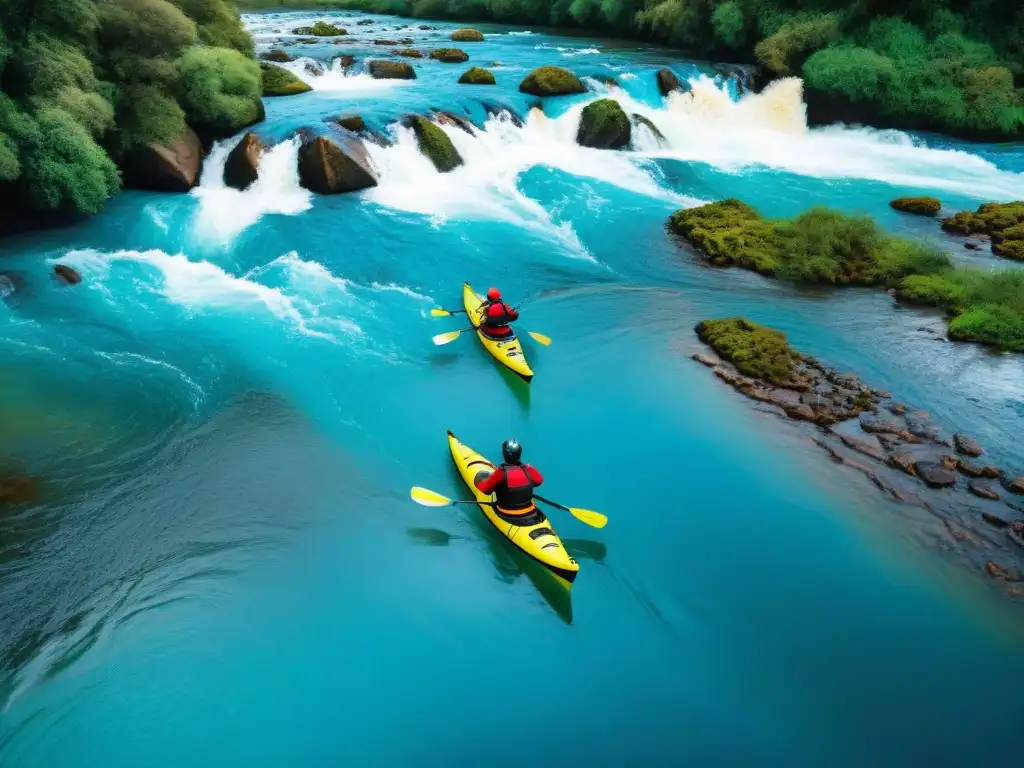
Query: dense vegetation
695 317 798 385
671 200 1024 351
240 0 1024 140
942 202 1024 260
0 0 261 218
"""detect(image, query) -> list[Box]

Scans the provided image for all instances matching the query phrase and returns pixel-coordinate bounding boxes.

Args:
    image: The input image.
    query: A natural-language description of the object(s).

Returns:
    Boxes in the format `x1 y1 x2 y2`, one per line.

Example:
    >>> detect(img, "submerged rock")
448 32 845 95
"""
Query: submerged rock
395 48 423 58
1007 476 1024 495
914 461 956 488
451 28 484 42
304 60 326 77
459 66 495 85
369 60 416 80
431 48 469 64
969 481 1000 501
53 265 81 285
890 196 941 216
334 114 366 133
292 21 346 36
956 459 1002 479
120 126 203 192
224 132 266 191
631 113 665 143
297 133 377 194
656 68 683 96
0 476 39 504
374 39 399 46
953 433 984 457
985 561 1021 581
408 116 463 173
577 98 631 149
519 66 585 96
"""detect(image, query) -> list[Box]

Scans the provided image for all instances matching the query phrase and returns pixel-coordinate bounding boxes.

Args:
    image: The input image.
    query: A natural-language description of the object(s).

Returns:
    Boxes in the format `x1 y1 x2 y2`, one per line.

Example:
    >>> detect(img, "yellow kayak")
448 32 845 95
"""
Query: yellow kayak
462 283 534 382
447 431 578 588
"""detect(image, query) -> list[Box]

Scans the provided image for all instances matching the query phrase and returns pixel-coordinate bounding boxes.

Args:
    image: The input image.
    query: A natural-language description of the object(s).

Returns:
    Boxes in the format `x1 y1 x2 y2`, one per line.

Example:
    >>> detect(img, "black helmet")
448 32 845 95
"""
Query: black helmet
501 439 522 464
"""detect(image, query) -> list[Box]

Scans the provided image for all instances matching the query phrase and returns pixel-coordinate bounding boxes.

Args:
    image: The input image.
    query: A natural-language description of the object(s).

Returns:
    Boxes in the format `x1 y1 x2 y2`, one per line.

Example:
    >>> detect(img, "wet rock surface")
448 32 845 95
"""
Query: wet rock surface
693 329 1024 600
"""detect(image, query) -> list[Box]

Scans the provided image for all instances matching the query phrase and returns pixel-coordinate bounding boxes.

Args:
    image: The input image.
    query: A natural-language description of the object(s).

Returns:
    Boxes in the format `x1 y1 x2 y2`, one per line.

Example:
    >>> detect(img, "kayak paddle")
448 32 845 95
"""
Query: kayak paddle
432 328 474 345
410 487 606 529
517 329 552 346
430 308 467 317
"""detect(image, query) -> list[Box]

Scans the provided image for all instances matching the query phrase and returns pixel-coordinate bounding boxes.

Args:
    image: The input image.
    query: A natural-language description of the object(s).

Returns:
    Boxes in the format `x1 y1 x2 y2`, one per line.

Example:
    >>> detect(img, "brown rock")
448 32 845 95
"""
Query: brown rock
953 433 984 457
120 126 203 192
876 433 905 452
957 459 1003 479
53 265 81 285
965 241 982 251
940 454 959 471
0 476 39 503
395 48 422 58
261 49 294 63
336 54 355 68
297 133 377 194
914 461 956 488
985 561 1021 581
1010 522 1024 549
434 111 475 134
334 114 366 132
374 39 399 46
839 434 887 463
981 511 1009 527
887 452 916 476
968 482 1000 501
369 60 416 79
223 132 266 191
691 353 718 367
656 68 682 96
784 403 816 421
887 403 906 415
1007 476 1024 494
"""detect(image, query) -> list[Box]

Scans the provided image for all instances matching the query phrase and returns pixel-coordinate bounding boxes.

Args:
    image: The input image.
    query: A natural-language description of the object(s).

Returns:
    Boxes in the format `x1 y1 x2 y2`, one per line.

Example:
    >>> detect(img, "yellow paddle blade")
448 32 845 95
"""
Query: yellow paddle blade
527 331 552 347
569 507 607 529
410 487 452 507
432 330 463 346
430 308 451 317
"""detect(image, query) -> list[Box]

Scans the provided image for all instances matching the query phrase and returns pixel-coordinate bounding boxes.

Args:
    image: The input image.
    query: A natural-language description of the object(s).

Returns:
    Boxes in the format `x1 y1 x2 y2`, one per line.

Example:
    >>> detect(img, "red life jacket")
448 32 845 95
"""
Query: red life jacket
493 463 536 512
482 300 517 337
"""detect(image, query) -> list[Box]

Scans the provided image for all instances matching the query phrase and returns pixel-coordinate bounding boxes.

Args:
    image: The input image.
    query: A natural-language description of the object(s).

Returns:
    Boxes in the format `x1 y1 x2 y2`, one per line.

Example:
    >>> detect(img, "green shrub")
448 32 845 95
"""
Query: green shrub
260 63 313 96
711 2 747 49
695 317 798 385
177 46 262 131
754 13 840 75
803 46 895 103
948 305 1024 350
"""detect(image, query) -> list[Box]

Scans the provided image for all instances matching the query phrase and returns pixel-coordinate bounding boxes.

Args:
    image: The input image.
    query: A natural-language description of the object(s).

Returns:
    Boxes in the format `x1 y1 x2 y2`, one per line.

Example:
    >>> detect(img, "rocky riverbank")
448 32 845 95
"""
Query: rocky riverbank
692 318 1024 597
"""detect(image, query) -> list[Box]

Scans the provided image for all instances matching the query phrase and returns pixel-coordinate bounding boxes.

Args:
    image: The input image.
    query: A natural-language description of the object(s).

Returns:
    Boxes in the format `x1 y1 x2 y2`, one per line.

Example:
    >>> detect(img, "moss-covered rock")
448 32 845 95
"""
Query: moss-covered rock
431 48 469 63
395 48 423 58
261 49 294 63
409 116 463 173
458 67 495 85
695 318 799 386
451 28 484 42
374 39 399 46
261 63 313 96
368 60 416 80
519 66 586 96
292 21 346 36
577 99 631 149
942 202 1024 262
890 196 941 216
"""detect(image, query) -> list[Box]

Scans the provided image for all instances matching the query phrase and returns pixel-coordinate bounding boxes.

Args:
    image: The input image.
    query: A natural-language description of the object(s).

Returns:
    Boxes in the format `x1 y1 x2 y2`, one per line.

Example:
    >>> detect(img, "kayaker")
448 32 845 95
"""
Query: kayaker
475 439 543 514
480 287 519 339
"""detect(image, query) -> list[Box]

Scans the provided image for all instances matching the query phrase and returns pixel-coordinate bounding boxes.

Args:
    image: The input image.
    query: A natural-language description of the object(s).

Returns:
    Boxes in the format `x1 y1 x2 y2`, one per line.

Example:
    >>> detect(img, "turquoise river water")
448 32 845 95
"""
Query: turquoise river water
1 9 1023 766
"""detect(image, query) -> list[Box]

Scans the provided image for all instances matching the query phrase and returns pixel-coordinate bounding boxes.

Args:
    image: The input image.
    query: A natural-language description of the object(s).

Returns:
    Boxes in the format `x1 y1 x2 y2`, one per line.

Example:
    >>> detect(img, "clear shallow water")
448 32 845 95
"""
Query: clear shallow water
2 10 1024 766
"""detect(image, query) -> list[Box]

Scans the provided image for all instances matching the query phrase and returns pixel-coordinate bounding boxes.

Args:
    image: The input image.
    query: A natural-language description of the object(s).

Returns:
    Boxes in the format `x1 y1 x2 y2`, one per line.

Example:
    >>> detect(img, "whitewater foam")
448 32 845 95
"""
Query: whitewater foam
192 136 311 243
278 57 406 92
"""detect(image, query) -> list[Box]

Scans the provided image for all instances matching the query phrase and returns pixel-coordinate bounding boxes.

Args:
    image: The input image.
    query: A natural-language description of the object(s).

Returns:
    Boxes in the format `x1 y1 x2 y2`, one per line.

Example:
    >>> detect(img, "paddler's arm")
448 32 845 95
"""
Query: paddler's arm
475 466 505 494
525 464 543 486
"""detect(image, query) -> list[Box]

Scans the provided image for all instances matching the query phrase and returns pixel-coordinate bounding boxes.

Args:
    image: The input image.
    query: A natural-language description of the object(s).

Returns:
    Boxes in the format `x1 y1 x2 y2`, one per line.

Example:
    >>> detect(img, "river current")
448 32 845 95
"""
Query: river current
1 10 1023 766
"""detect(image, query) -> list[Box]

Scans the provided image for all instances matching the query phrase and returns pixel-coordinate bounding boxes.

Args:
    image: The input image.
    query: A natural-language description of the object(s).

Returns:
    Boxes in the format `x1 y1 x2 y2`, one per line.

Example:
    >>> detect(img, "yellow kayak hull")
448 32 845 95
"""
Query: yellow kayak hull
447 431 578 587
462 283 534 382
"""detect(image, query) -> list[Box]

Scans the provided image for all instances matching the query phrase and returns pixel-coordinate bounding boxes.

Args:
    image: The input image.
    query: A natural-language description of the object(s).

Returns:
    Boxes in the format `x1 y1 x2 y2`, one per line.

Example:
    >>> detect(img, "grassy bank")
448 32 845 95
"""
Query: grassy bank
670 200 1024 351
236 1 1023 141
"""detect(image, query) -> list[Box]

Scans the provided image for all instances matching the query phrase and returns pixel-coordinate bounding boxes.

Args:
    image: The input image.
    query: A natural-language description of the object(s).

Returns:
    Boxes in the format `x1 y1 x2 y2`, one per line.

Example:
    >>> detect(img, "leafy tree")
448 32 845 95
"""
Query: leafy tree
177 46 262 133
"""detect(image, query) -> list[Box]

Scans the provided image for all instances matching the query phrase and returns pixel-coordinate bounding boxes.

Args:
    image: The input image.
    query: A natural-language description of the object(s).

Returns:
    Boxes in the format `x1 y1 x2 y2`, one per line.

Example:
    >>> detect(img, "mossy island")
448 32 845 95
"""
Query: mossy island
519 66 585 96
696 318 799 386
292 21 346 36
458 67 496 85
670 200 1024 351
890 196 941 217
261 63 312 96
942 202 1024 261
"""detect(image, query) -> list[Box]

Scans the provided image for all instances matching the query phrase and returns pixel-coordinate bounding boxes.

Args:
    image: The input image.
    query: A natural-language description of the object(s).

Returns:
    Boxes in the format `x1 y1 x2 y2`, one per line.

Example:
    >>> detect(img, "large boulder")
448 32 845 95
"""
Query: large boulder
369 60 416 80
451 28 484 42
224 132 266 191
297 133 377 194
53 265 81 285
408 116 463 173
261 49 294 63
431 48 469 63
656 68 682 96
519 66 585 96
334 114 366 132
953 433 984 457
459 66 495 85
261 63 313 96
120 126 203 192
576 98 631 149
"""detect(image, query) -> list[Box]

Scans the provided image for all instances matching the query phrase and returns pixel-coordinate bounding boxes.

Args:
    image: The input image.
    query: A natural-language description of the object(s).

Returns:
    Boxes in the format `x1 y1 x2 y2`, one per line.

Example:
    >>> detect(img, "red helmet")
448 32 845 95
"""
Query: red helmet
486 287 501 301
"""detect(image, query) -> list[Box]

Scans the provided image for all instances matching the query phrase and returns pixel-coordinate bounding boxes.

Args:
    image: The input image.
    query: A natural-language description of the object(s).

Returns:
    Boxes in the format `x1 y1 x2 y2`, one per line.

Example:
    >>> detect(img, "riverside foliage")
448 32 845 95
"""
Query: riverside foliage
242 0 1024 141
0 0 261 217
